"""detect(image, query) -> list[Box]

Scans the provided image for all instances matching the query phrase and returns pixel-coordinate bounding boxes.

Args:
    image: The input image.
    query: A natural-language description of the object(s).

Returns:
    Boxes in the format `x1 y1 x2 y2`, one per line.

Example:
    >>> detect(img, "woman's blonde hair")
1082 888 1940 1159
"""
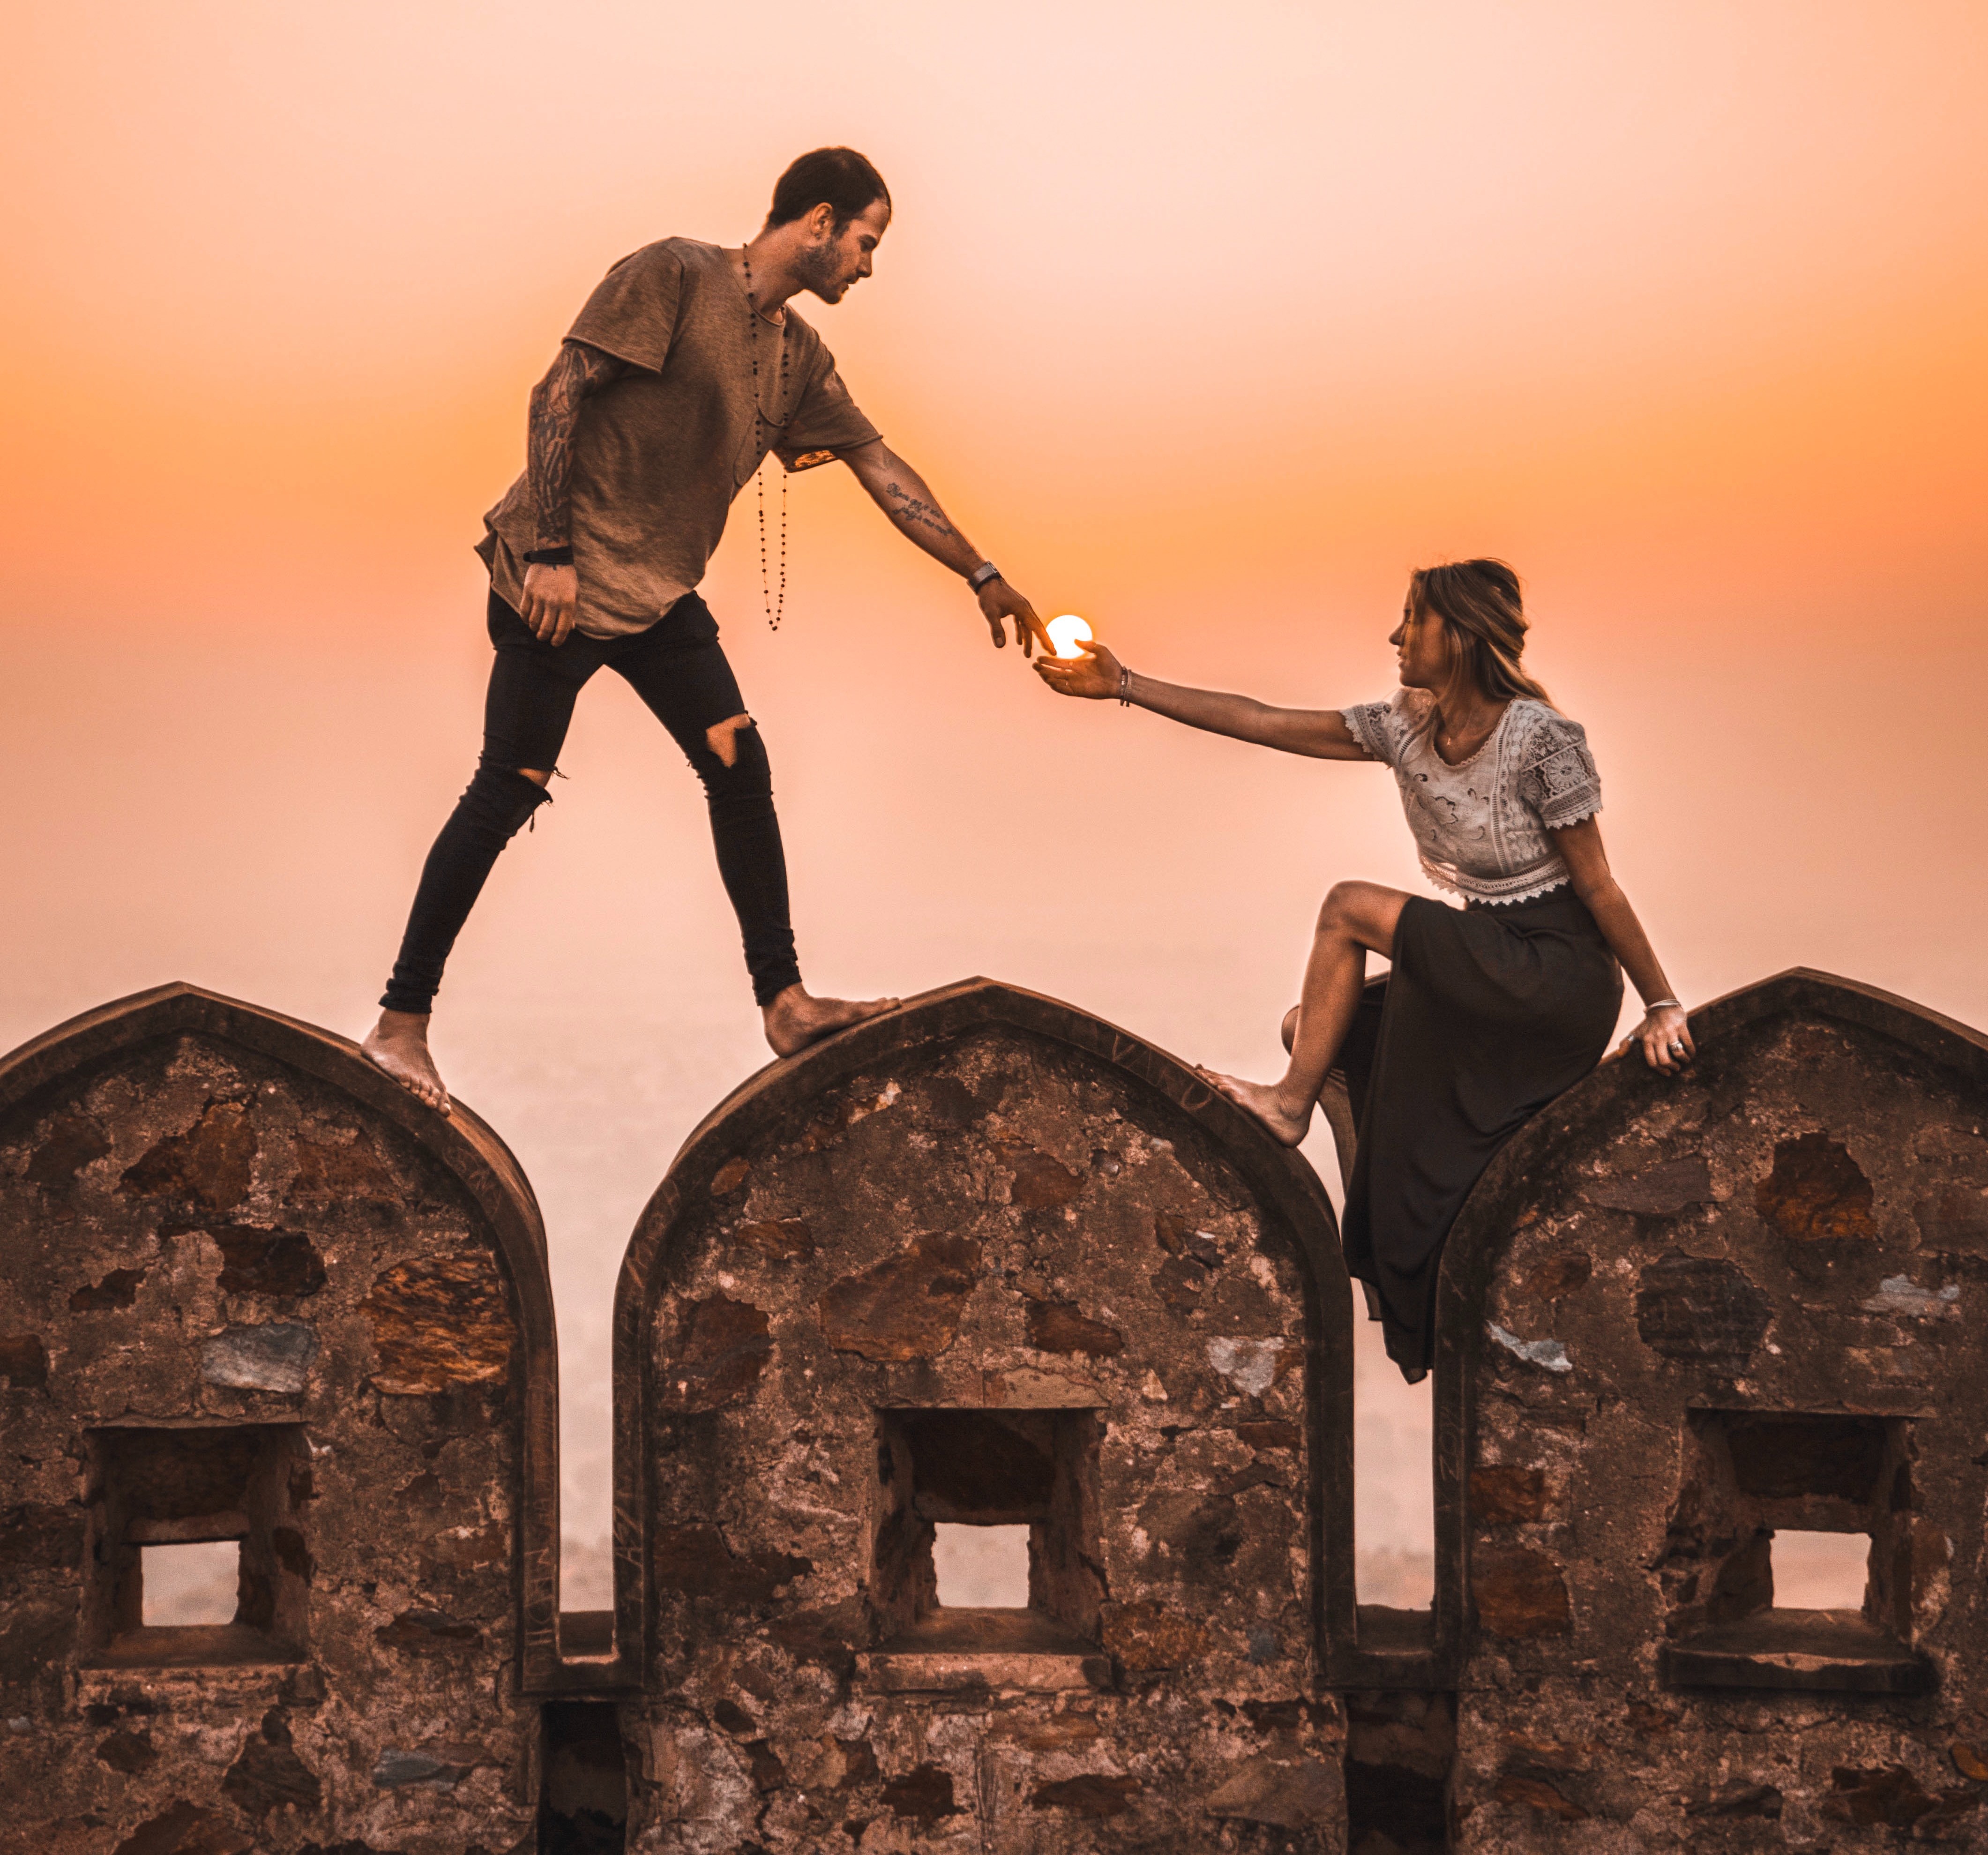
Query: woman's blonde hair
1409 559 1552 706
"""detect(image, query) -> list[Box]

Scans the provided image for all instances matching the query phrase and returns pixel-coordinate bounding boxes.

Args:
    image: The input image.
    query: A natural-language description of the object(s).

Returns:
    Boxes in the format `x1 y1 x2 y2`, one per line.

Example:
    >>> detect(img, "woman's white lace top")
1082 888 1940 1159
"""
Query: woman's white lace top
1340 688 1602 904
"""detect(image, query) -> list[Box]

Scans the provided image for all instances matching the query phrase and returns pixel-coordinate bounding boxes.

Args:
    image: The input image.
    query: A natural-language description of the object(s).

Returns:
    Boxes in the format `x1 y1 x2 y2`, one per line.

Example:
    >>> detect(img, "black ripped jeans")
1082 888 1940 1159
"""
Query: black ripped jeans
380 590 801 1014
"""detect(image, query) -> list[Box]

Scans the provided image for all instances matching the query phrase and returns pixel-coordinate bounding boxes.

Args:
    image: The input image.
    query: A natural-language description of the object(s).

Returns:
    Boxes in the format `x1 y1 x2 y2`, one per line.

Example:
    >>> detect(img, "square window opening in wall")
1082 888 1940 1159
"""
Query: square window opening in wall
83 1424 309 1668
141 1539 243 1626
1659 1410 1932 1695
871 1407 1104 1663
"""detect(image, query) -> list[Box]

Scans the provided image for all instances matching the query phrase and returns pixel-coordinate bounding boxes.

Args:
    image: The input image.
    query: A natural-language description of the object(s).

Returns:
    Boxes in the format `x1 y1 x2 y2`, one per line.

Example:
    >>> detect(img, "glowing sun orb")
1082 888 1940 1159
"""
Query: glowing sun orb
1047 613 1093 659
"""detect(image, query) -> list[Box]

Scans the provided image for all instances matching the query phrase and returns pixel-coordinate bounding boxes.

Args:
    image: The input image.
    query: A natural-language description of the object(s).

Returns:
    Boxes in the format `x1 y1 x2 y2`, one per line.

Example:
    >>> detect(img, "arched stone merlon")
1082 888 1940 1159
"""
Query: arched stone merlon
1425 968 1988 1843
0 982 565 1695
604 970 1352 1710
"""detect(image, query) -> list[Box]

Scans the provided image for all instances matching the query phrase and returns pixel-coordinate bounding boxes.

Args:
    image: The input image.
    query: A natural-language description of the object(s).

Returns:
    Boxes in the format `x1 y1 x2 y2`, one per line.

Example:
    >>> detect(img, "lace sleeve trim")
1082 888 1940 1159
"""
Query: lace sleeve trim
1340 701 1395 764
1516 710 1602 829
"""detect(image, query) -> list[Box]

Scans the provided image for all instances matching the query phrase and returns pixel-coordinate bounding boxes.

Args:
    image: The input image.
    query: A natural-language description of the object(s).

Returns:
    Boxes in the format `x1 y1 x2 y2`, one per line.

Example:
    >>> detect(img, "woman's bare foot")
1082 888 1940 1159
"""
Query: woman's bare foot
361 1010 451 1114
1197 1066 1311 1147
762 984 900 1058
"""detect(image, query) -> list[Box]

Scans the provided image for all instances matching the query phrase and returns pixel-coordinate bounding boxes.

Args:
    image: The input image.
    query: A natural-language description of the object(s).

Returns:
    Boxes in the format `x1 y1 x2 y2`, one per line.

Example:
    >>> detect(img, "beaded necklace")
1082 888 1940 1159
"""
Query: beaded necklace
740 246 793 631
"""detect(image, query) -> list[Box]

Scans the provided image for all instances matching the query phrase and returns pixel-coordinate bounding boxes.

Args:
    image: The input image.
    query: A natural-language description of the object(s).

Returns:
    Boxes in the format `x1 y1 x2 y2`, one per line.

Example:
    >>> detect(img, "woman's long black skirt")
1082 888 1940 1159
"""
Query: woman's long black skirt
1337 885 1622 1382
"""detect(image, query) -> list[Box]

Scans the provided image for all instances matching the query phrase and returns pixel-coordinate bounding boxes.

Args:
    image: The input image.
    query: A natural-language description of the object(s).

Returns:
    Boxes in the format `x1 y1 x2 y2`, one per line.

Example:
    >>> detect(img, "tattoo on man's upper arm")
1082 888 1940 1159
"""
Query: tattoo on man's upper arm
526 342 629 547
882 479 958 539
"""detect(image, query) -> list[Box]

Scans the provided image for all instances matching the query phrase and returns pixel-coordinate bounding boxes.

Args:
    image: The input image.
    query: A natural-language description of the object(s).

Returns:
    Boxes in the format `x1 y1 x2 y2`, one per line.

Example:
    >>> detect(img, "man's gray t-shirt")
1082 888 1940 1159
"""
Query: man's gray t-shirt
478 237 880 639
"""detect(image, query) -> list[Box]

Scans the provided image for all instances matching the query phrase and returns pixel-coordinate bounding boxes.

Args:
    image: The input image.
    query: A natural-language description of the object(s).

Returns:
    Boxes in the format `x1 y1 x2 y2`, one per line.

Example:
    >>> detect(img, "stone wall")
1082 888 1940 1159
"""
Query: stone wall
0 985 559 1855
1434 971 1988 1850
3 969 1987 1854
609 980 1354 1853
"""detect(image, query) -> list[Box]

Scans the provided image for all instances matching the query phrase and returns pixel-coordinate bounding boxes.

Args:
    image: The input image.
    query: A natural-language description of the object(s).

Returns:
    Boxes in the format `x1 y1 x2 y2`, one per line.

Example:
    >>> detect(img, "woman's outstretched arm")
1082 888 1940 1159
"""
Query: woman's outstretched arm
1553 819 1695 1073
1033 642 1373 761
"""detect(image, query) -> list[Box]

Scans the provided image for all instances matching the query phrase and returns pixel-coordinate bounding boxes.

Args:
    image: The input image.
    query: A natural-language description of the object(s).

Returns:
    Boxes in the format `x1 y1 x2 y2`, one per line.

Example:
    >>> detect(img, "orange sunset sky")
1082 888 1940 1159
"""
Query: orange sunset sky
5 1 1985 1605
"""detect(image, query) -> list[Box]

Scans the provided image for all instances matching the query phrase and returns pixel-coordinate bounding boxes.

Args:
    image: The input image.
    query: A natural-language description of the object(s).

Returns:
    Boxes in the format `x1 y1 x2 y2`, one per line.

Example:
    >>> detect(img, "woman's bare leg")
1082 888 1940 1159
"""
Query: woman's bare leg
1204 881 1409 1146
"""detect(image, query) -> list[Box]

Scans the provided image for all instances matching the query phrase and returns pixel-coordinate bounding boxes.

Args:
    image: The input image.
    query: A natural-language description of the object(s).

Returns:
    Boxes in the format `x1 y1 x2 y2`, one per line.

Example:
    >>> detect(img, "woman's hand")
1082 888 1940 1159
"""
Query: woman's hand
1033 641 1123 701
1613 1002 1695 1074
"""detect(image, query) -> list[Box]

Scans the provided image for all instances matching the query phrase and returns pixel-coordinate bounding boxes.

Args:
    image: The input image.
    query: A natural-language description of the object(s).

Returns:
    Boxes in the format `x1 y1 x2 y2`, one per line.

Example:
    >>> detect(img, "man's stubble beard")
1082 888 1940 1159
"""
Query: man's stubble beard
793 238 850 303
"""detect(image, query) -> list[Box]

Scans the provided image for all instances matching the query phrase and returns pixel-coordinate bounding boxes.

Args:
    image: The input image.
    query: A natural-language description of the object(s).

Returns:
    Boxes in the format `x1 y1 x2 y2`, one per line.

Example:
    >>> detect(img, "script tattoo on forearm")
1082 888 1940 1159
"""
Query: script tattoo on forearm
527 341 628 547
882 479 959 540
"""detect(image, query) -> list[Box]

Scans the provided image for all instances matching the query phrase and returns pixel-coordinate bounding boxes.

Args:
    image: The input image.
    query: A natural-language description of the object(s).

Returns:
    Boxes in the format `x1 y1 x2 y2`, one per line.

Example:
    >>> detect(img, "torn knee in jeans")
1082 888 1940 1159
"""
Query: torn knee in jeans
704 713 754 769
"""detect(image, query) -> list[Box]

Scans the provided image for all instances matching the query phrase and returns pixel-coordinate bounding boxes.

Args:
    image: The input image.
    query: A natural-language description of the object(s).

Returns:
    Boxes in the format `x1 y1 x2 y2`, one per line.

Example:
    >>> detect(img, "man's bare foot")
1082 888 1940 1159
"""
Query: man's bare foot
362 1010 451 1114
1197 1066 1311 1147
762 984 899 1058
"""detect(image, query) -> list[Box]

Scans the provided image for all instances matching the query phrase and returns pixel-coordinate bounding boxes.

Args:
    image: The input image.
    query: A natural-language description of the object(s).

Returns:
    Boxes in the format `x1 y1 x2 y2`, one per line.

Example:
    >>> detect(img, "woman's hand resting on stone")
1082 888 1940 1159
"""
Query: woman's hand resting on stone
1033 641 1123 700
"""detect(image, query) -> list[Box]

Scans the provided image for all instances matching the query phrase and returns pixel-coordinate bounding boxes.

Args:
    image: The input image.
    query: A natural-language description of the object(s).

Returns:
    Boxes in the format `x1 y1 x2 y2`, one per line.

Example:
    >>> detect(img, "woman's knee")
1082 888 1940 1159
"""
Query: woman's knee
1318 881 1368 930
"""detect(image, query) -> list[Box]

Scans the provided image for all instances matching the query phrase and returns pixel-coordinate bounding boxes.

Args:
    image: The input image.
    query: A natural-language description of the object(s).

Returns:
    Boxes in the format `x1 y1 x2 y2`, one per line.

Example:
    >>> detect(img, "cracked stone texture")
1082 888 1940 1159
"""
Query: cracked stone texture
624 1017 1343 1852
1447 987 1988 1851
0 1024 537 1855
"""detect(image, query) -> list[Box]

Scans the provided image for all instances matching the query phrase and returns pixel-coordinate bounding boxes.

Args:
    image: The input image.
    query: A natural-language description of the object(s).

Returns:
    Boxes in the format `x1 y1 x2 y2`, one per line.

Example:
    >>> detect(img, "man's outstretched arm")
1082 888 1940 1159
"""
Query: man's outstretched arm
837 439 1050 655
520 339 631 644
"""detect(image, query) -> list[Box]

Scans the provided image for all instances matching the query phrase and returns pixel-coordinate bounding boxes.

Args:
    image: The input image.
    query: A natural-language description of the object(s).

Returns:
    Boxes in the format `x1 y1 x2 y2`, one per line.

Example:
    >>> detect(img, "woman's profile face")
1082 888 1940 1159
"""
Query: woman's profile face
1388 594 1452 691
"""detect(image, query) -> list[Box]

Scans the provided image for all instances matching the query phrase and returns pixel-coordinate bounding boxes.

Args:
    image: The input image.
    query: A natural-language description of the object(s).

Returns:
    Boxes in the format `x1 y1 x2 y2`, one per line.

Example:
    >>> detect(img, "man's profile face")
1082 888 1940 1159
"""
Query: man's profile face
795 198 891 304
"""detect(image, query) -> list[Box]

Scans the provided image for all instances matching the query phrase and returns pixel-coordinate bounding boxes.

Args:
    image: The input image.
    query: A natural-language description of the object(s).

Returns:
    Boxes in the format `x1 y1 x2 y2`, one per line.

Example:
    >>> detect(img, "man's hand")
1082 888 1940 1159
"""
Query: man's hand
979 580 1051 656
521 561 578 646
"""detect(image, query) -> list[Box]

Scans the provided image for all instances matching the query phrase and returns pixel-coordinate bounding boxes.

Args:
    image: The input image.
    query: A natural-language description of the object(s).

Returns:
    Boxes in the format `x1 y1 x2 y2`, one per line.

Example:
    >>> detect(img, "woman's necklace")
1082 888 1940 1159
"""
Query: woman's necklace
741 246 793 631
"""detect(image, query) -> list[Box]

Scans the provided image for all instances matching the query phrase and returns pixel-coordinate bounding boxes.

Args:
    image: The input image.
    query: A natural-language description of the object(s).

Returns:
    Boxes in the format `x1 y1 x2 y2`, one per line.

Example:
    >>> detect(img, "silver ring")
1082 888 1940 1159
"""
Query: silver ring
1667 1040 1685 1054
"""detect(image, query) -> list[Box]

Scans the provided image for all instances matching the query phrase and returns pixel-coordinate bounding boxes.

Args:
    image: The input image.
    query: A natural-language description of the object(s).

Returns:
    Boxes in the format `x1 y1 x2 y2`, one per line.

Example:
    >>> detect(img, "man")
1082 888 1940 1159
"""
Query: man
362 147 1046 1113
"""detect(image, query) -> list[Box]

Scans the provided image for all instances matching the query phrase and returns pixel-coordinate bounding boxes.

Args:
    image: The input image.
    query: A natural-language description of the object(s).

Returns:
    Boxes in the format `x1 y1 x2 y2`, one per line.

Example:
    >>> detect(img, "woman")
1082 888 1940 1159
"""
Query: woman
1034 559 1691 1382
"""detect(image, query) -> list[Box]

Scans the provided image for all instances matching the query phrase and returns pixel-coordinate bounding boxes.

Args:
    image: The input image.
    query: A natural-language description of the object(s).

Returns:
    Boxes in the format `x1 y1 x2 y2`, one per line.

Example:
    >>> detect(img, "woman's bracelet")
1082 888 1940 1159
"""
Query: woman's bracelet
1118 666 1134 707
1642 998 1682 1013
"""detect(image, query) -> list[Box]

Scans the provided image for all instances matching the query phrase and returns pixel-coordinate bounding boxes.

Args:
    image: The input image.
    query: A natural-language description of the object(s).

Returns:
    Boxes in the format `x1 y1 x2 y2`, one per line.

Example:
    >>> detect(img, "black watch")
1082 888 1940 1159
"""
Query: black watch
523 545 575 567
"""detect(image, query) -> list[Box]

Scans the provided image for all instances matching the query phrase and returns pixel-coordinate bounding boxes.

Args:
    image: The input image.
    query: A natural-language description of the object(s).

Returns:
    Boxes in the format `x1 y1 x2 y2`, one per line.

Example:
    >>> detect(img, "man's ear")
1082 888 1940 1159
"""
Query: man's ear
807 201 836 243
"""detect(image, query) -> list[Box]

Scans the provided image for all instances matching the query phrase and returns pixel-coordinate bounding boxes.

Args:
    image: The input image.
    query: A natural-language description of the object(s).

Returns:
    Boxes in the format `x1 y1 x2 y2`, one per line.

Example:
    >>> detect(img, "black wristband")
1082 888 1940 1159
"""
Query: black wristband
523 545 574 567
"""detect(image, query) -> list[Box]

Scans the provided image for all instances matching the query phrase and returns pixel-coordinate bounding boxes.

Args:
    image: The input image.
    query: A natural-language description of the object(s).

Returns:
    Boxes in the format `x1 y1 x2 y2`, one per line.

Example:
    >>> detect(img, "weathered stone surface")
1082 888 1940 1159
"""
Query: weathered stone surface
0 1331 48 1387
109 1799 254 1855
1205 1754 1342 1827
621 985 1333 1851
120 1101 255 1213
816 1229 980 1361
1585 1155 1712 1215
220 1709 321 1817
363 1252 514 1392
1470 1465 1548 1524
69 1266 146 1310
0 996 542 1855
1472 1545 1571 1639
1442 978 1988 1851
1024 1298 1125 1356
211 1228 326 1298
199 1321 317 1391
732 1217 815 1262
656 1293 770 1411
1633 1250 1771 1370
1031 1773 1138 1816
1913 1184 1988 1253
1755 1130 1876 1239
880 1762 958 1820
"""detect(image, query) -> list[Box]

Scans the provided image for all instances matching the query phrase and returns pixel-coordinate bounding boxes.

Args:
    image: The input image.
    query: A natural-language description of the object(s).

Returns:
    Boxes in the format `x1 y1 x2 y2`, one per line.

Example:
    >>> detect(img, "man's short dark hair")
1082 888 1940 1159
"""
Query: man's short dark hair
766 147 890 232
